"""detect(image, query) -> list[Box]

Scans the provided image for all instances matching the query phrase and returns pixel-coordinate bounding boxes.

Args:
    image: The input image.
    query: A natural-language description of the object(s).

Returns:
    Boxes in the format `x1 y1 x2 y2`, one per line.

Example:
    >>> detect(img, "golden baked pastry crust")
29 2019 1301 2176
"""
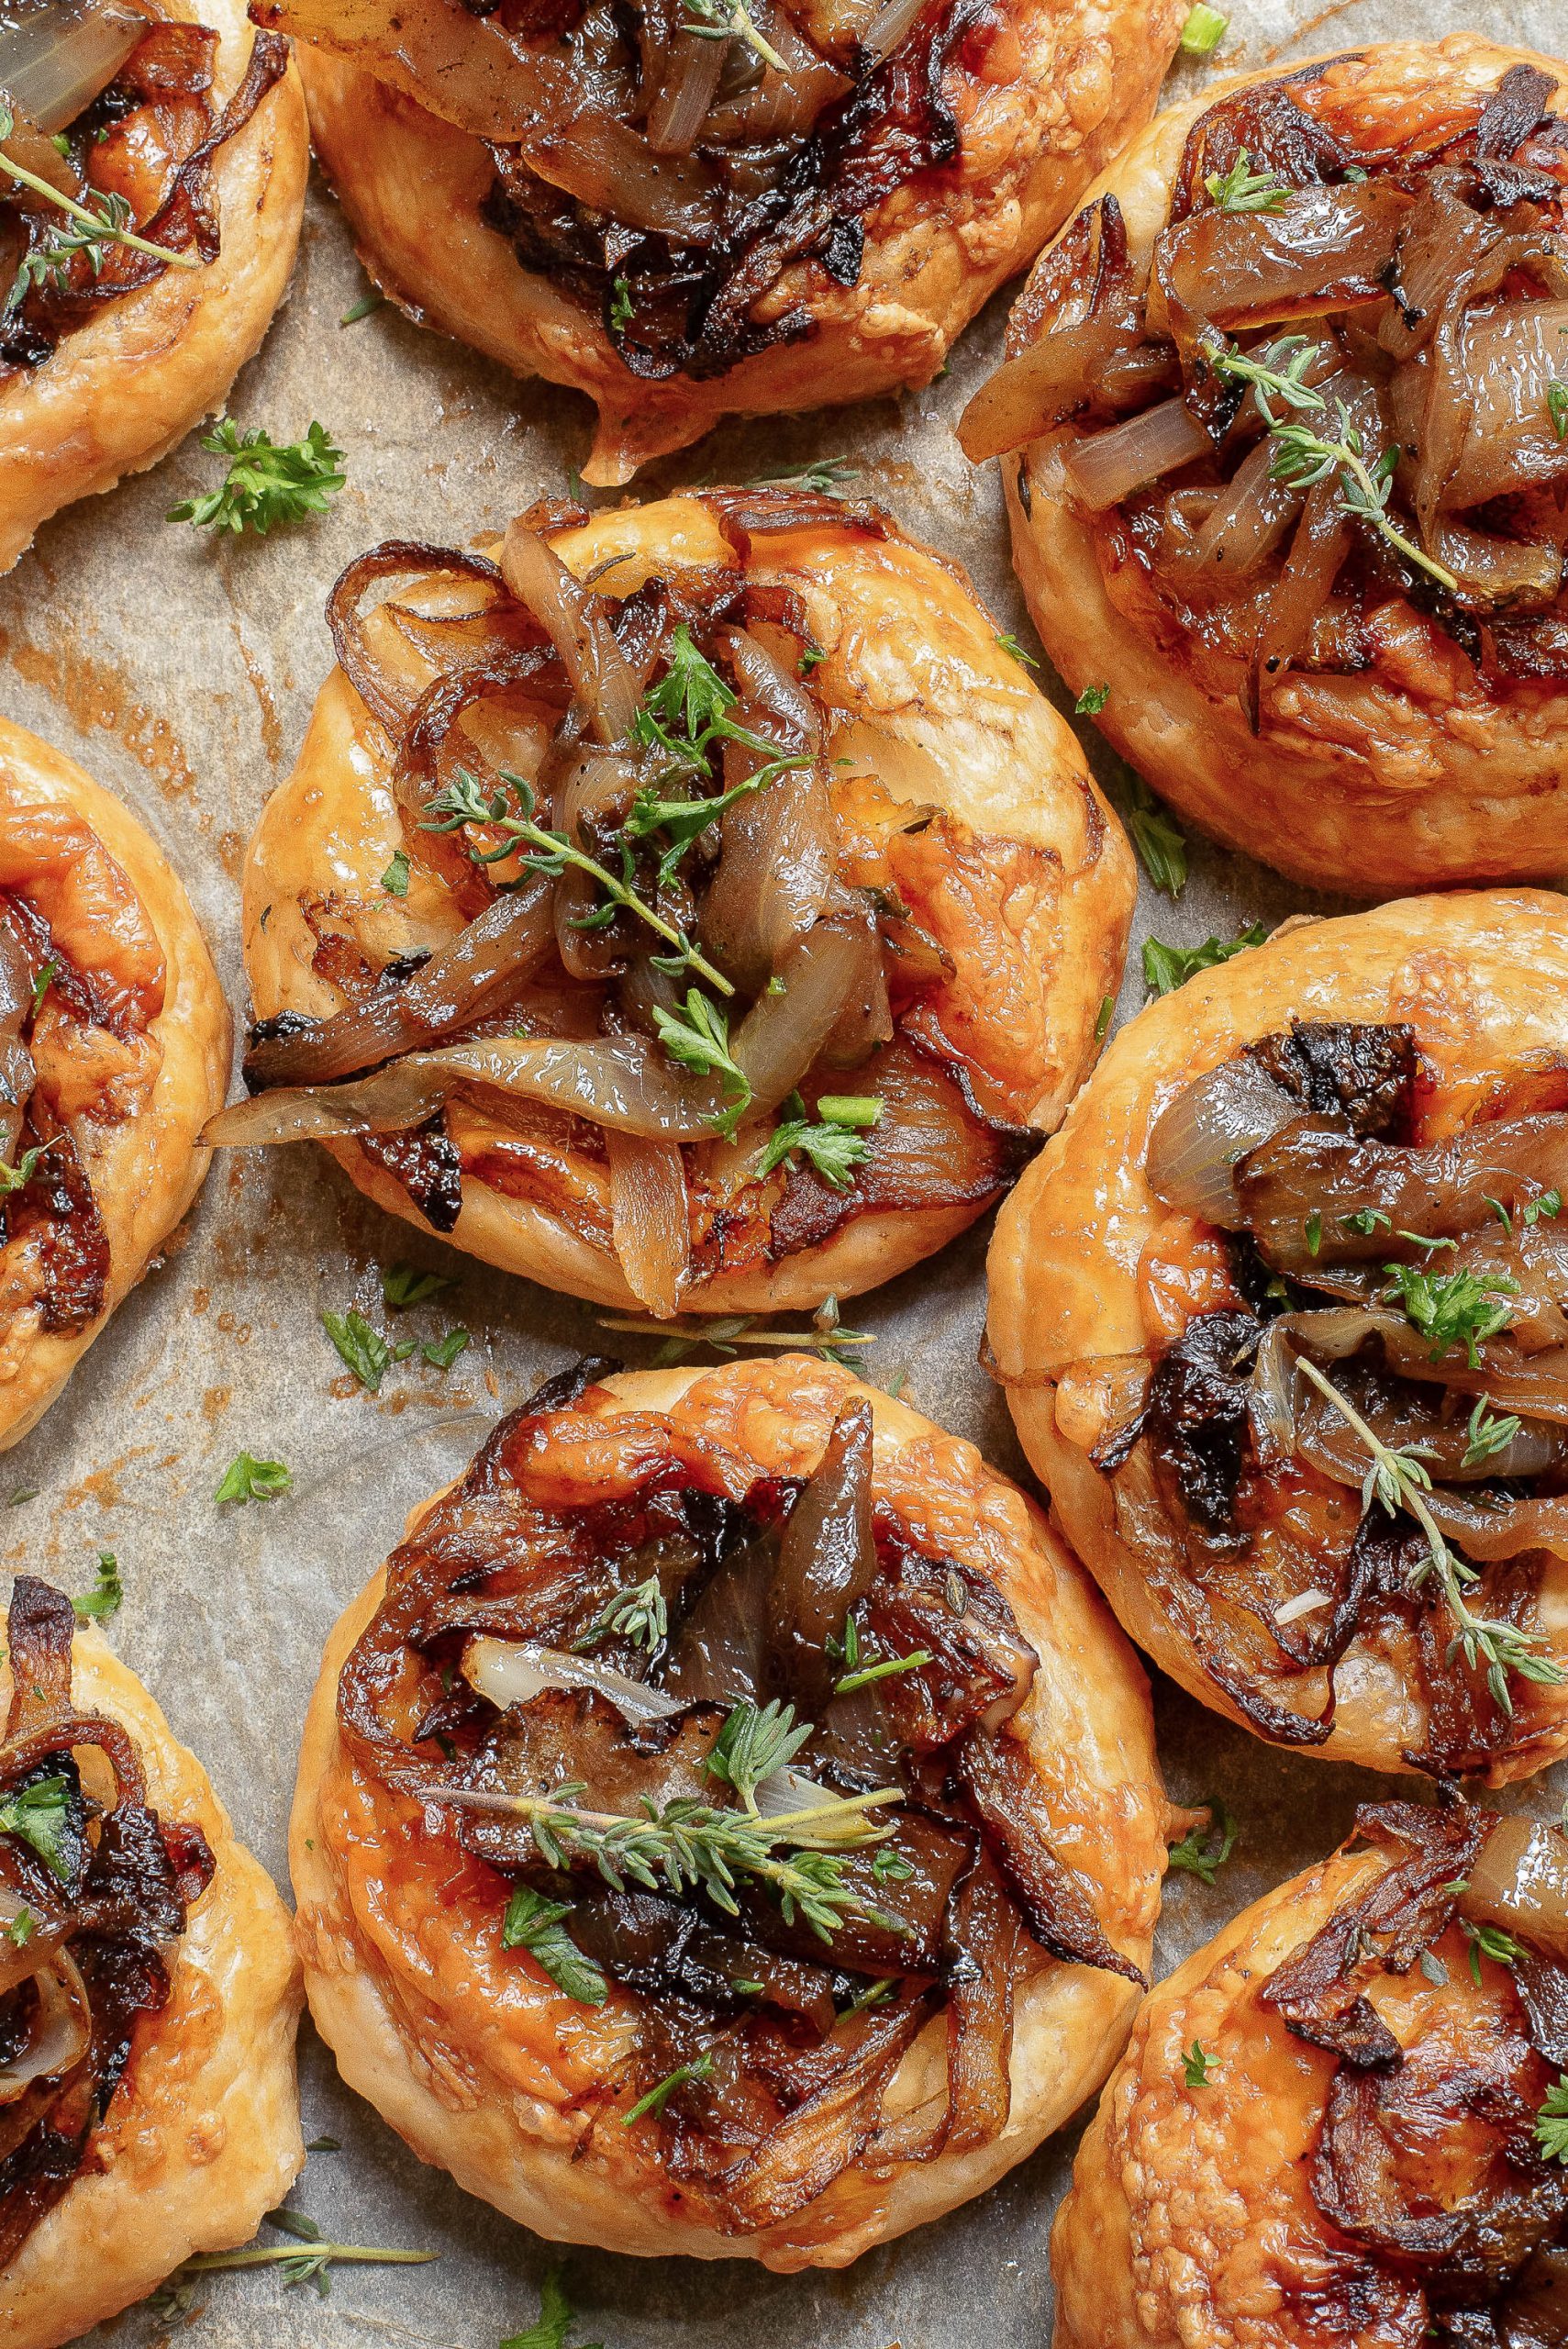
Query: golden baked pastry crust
240 491 1132 1313
0 1616 304 2349
292 1356 1169 2268
0 0 308 574
287 0 1185 483
998 36 1568 895
0 718 229 1450
988 889 1568 1783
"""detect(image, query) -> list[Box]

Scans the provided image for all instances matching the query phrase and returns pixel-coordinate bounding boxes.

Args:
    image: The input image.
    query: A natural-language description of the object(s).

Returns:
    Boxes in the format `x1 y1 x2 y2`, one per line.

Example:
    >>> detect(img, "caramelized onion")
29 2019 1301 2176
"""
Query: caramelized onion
1061 399 1211 511
606 1131 690 1317
525 111 721 241
206 1036 721 1148
645 29 726 153
463 1634 680 1725
769 1397 876 1710
1439 300 1568 510
731 916 880 1113
0 0 144 133
699 763 836 992
1460 1815 1568 1961
243 879 557 1091
1146 1055 1300 1222
498 525 640 746
252 0 571 140
857 0 926 66
1183 437 1301 575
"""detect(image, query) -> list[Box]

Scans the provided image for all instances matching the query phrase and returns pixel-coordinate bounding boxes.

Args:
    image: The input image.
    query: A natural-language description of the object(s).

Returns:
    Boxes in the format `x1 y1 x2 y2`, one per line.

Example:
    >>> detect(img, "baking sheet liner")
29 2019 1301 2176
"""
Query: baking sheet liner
1 0 1559 2338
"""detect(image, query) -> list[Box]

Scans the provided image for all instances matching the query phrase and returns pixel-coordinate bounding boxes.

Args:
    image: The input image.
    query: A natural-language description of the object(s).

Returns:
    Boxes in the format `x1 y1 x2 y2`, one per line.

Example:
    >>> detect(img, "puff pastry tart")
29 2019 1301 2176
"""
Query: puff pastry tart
248 0 1185 484
211 487 1131 1318
1052 1797 1568 2349
291 1355 1168 2267
989 891 1568 1784
0 718 228 1450
962 37 1568 896
0 1575 303 2349
0 1 307 573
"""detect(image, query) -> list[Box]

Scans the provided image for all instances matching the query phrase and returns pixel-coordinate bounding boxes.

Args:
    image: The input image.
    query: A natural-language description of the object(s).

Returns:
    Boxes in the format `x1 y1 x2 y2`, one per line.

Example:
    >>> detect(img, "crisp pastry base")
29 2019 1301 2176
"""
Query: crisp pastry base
1002 34 1568 896
292 0 1186 484
0 1617 304 2349
0 718 230 1450
242 492 1134 1313
292 1356 1171 2268
0 0 307 573
988 889 1568 1782
1050 1838 1487 2349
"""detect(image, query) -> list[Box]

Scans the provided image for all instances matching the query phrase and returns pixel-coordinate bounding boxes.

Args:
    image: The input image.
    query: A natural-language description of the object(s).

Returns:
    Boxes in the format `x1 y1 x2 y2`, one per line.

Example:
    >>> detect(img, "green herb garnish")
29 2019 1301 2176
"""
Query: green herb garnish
1075 682 1110 714
1382 1262 1517 1367
1126 778 1187 896
380 848 410 897
1141 923 1265 995
1178 2 1228 52
0 1775 73 1881
1167 1798 1237 1886
168 421 346 536
215 1453 293 1505
321 1307 392 1393
72 1551 123 1620
502 1887 608 2006
1183 2039 1217 2087
622 2052 716 2127
756 1091 880 1190
1462 1396 1522 1471
1204 149 1288 213
572 1574 669 1655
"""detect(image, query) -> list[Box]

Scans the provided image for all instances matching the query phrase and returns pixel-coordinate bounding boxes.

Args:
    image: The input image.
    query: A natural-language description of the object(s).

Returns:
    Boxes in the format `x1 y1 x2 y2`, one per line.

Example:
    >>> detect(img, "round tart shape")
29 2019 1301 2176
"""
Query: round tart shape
1 1575 303 2349
0 717 228 1450
0 0 307 573
962 37 1568 896
291 1355 1169 2269
251 0 1185 484
1052 1797 1568 2349
217 485 1132 1317
988 890 1568 1784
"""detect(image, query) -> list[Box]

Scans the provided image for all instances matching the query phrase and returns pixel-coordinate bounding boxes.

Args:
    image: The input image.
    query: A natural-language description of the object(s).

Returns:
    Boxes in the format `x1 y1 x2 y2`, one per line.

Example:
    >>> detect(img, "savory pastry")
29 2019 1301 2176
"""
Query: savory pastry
989 890 1568 1784
1053 1797 1568 2349
1 1575 303 2349
962 38 1568 895
249 0 1187 484
0 717 228 1449
0 0 307 573
292 1354 1169 2268
211 485 1132 1318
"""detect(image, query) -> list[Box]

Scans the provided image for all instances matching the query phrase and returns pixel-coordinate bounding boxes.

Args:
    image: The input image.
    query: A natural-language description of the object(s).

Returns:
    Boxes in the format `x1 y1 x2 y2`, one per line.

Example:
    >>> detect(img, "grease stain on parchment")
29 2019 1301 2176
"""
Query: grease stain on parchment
0 622 200 812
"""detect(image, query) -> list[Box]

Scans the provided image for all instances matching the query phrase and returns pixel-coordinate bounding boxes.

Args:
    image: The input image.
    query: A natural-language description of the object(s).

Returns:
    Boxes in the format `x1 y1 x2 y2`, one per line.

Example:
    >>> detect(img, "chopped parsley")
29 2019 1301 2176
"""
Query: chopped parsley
501 2267 606 2349
0 1144 46 1197
1382 1263 1518 1367
756 1091 880 1190
380 848 411 897
29 958 55 1017
1095 993 1115 1043
1126 778 1187 896
1075 682 1110 715
609 274 633 329
652 989 751 1136
1340 1206 1391 1238
1537 2075 1568 2163
996 632 1038 669
382 1262 456 1310
72 1551 123 1620
421 1328 471 1370
168 421 347 536
321 1307 392 1393
214 1453 294 1505
502 1887 607 2007
1167 1798 1238 1887
1141 922 1265 996
1549 382 1568 443
0 1774 74 1881
6 1905 33 1946
1182 2039 1217 2087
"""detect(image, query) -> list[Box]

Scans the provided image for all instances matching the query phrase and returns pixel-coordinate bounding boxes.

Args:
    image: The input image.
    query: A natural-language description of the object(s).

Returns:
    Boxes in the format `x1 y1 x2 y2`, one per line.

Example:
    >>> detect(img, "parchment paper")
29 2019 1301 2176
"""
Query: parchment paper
5 1 1560 2339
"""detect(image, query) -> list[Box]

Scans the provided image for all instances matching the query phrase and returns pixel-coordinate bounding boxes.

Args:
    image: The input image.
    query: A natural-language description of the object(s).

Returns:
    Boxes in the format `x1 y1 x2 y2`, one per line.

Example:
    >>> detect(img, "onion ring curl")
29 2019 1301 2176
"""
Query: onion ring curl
0 2 307 573
989 889 1568 1784
0 718 228 1453
251 0 1185 483
290 1354 1169 2268
228 487 1133 1318
968 36 1568 895
0 1576 302 2349
1053 1797 1568 2349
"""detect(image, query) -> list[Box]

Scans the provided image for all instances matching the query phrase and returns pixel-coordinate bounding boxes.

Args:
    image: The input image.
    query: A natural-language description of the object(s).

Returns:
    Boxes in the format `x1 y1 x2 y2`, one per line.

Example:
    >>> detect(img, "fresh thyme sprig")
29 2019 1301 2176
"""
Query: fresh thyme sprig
1204 148 1288 213
0 105 197 294
748 456 859 495
596 1291 874 1368
1296 1356 1565 1712
1211 336 1458 593
572 1575 669 1654
680 0 786 70
161 2211 437 2303
705 1698 812 1809
419 1776 900 1941
425 767 735 996
6 192 138 312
